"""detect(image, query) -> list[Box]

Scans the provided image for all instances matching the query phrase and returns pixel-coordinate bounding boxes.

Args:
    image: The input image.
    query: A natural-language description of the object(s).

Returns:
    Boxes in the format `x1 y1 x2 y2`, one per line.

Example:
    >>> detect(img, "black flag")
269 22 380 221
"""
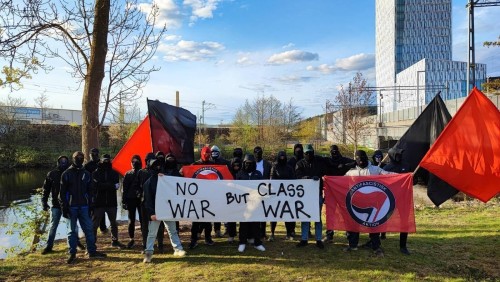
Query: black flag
147 99 196 164
390 92 458 206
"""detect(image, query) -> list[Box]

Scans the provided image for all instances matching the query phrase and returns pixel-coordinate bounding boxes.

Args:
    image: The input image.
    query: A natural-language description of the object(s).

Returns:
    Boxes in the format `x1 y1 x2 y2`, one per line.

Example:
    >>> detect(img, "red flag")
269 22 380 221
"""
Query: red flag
324 174 415 233
182 165 234 180
112 116 152 176
419 87 500 203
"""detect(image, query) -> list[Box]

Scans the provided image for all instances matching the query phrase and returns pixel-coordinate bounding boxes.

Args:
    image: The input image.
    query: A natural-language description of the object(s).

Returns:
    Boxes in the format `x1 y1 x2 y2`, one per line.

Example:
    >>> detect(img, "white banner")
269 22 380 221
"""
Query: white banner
155 176 320 222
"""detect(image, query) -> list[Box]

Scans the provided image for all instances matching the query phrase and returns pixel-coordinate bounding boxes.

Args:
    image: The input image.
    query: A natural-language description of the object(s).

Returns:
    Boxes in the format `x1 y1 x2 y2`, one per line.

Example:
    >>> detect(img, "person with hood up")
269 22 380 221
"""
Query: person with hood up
233 147 243 159
143 157 186 263
379 148 411 255
91 154 124 249
186 146 215 249
122 155 148 249
287 143 304 170
372 150 386 168
344 150 394 257
210 145 230 237
269 151 296 241
60 151 106 264
323 145 356 243
164 153 182 234
41 155 85 254
225 157 242 243
253 146 271 239
84 148 108 234
236 154 266 252
295 144 327 250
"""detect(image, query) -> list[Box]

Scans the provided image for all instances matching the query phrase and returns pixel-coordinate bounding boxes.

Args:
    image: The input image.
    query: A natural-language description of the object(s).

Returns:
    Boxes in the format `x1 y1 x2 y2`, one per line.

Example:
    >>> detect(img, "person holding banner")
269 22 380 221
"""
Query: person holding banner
210 145 230 238
269 151 296 241
295 144 326 249
344 150 394 257
143 158 186 263
236 154 266 252
225 156 243 243
287 143 304 170
254 146 272 240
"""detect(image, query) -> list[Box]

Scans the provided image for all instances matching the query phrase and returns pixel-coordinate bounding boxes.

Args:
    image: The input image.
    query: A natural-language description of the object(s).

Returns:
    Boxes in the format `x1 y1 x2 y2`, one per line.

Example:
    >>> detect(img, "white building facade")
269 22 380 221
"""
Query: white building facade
376 0 486 114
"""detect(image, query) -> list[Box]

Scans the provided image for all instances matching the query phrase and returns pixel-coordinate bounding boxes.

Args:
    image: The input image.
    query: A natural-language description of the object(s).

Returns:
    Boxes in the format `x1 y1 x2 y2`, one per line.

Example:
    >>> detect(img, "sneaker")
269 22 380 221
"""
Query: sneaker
77 242 86 251
205 238 215 246
127 239 135 249
316 240 325 249
111 241 126 249
143 252 152 263
267 235 275 242
285 235 293 241
67 253 76 264
88 251 107 258
380 233 386 240
188 241 198 249
400 247 411 255
173 249 186 257
343 246 358 252
322 235 334 243
374 248 385 257
247 238 255 244
228 237 234 243
254 245 266 251
215 230 223 238
41 247 53 255
296 240 308 247
238 244 246 252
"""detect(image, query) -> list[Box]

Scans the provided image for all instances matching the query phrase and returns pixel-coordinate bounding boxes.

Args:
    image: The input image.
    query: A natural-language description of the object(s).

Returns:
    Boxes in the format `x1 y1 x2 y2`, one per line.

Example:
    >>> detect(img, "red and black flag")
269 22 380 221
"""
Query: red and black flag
420 88 500 203
182 165 234 180
147 99 196 164
389 93 457 206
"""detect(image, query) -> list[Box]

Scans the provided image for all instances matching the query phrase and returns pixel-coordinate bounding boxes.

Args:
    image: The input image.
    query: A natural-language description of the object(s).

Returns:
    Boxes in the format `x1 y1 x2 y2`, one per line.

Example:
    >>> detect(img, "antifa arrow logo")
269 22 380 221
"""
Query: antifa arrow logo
346 181 395 227
351 191 388 222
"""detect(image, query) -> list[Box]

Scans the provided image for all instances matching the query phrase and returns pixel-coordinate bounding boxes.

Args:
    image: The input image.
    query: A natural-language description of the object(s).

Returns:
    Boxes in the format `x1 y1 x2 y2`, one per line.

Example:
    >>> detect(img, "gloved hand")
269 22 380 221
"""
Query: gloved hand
337 164 344 169
312 176 320 181
122 201 128 210
42 202 50 212
62 206 70 219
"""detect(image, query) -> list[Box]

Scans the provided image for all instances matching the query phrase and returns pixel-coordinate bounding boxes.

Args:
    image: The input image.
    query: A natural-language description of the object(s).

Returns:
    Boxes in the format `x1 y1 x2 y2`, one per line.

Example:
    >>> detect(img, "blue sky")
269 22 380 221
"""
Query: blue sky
2 0 500 124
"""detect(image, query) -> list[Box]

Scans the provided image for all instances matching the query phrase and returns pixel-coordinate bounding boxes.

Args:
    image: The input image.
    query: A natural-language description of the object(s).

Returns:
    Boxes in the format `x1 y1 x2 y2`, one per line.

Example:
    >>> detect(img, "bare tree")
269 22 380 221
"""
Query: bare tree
326 72 375 153
0 0 165 158
34 92 50 123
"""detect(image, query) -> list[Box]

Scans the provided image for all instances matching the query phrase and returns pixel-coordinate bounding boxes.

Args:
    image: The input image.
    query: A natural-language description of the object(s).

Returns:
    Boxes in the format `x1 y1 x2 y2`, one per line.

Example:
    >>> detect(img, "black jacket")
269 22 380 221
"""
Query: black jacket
84 159 99 174
91 166 120 208
270 162 295 180
295 156 327 196
42 168 65 208
383 149 410 173
256 159 272 179
122 168 149 202
143 172 159 219
59 164 92 208
325 155 356 176
235 170 263 180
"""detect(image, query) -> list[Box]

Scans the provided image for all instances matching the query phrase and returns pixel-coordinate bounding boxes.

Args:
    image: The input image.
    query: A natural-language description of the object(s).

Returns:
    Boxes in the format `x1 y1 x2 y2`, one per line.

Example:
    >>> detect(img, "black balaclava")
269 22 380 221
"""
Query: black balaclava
304 144 314 162
293 144 304 160
144 152 155 169
243 154 257 173
155 151 165 167
211 145 221 160
131 155 142 170
253 146 263 162
231 157 242 174
72 151 85 168
233 148 243 159
148 158 161 175
57 156 69 171
277 151 287 166
355 150 369 168
330 145 341 160
90 148 99 162
165 153 177 170
372 150 383 165
100 154 112 170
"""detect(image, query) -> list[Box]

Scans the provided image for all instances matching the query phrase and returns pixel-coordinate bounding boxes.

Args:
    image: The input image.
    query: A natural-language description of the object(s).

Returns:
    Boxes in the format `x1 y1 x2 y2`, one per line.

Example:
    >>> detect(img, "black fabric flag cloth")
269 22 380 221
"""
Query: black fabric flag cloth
147 99 196 164
390 92 458 206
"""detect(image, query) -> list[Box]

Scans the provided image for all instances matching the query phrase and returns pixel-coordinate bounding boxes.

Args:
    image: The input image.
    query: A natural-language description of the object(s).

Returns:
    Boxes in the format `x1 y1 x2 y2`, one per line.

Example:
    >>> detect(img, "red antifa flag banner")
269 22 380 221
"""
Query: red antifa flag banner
112 115 152 176
324 174 416 233
147 99 196 164
182 165 234 180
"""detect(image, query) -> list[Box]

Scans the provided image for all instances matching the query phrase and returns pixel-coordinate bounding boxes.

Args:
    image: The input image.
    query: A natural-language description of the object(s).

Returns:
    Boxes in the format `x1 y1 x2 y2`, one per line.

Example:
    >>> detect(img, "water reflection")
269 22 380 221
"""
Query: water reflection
0 169 46 209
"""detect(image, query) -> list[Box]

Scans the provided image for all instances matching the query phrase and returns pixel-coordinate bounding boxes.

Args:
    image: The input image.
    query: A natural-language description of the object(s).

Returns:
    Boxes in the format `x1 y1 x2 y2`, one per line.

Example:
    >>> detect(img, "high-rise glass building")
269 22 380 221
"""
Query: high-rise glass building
376 0 486 113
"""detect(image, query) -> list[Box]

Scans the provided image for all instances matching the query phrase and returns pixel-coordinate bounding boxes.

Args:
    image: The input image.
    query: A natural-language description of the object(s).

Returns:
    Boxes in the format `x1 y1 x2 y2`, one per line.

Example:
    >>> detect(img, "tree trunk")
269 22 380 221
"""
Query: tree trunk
81 0 110 158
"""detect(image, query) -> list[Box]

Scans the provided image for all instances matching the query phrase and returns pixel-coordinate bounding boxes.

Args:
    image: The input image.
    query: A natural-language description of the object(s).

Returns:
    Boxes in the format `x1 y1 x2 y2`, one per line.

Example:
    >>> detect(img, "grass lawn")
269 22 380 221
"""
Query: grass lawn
1 200 498 282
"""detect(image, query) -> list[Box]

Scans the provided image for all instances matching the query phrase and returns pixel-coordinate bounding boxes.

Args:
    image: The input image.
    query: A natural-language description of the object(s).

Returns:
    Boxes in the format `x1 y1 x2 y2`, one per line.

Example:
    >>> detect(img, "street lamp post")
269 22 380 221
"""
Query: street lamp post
416 70 425 115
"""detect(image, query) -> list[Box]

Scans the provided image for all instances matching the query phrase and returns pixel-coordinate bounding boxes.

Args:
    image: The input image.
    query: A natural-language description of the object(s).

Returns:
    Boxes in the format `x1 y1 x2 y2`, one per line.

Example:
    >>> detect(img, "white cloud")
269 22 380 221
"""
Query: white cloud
267 50 319 65
184 0 221 25
307 53 375 74
158 39 225 61
274 75 315 84
138 0 183 29
236 56 252 65
164 34 182 41
282 43 295 49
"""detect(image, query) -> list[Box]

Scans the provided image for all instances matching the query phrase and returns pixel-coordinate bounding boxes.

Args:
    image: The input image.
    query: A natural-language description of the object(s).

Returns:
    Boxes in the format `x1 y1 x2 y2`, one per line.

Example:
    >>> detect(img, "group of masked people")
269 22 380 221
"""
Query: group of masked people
40 143 411 264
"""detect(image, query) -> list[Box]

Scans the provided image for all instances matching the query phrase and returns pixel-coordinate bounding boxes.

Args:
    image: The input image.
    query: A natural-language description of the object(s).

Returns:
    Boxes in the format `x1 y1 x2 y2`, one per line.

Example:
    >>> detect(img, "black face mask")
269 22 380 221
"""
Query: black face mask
165 160 176 170
58 159 69 171
90 153 99 162
132 161 142 170
295 149 304 160
254 150 263 162
356 156 369 168
157 156 165 167
243 161 256 173
101 161 112 170
330 149 340 159
278 157 287 165
74 156 84 167
232 163 241 173
304 152 314 162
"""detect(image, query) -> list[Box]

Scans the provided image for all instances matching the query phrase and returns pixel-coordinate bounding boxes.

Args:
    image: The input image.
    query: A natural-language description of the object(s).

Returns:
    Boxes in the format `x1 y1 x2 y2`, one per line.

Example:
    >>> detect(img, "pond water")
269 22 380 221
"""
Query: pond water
0 168 127 259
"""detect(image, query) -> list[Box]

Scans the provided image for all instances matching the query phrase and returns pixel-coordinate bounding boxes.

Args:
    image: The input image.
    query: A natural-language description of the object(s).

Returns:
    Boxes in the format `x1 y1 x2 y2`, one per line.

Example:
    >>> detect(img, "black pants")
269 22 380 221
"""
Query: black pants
140 203 164 249
270 222 296 236
347 232 380 250
99 217 107 231
191 222 212 242
125 198 143 240
92 207 118 242
400 232 408 248
226 222 237 237
259 222 267 239
239 222 263 246
214 222 221 232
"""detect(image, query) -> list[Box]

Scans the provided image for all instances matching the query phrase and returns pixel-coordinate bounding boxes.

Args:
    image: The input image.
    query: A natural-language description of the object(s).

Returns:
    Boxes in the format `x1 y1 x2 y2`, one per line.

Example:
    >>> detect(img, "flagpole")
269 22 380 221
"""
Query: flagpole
412 165 421 176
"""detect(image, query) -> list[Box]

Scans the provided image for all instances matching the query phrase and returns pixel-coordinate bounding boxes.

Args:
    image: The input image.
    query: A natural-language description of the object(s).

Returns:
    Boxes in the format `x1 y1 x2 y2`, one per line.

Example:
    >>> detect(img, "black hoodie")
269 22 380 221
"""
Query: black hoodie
383 148 409 173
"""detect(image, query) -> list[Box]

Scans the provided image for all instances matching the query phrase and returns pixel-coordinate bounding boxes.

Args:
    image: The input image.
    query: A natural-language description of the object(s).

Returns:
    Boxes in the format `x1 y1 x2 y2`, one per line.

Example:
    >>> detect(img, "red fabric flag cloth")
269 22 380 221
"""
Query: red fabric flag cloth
419 87 500 203
112 116 152 176
182 165 234 180
324 174 416 233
